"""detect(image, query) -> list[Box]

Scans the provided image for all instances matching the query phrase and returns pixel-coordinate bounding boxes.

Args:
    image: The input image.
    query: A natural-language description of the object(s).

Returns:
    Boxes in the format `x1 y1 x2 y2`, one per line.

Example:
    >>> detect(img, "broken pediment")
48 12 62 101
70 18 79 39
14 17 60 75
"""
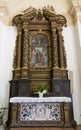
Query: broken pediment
12 6 67 26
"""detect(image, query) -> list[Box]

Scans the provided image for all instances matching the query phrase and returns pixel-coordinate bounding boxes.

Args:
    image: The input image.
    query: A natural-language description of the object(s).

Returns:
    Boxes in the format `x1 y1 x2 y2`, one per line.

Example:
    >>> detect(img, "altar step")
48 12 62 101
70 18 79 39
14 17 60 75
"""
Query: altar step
6 125 81 130
7 127 77 130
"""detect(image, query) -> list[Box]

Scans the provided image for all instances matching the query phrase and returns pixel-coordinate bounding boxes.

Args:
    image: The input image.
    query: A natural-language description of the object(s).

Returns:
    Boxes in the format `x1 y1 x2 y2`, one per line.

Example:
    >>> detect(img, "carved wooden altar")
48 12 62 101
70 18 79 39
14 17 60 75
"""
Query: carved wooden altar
9 97 72 128
7 6 76 129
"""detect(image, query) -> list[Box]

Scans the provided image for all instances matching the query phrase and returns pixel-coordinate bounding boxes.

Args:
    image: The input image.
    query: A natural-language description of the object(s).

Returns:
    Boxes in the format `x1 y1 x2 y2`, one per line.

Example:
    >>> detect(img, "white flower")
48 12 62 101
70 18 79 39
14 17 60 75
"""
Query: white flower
37 91 41 94
42 89 47 94
37 89 47 95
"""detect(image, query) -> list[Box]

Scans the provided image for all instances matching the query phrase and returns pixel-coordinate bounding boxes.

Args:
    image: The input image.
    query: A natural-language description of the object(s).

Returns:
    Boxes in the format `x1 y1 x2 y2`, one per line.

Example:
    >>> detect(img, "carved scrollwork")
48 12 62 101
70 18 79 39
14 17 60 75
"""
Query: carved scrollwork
12 14 23 26
53 69 68 79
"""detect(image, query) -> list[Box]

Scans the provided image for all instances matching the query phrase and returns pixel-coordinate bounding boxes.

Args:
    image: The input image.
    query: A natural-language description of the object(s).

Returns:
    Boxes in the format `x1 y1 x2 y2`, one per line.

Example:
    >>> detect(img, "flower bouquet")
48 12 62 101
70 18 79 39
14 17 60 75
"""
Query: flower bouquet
34 84 48 98
0 107 7 126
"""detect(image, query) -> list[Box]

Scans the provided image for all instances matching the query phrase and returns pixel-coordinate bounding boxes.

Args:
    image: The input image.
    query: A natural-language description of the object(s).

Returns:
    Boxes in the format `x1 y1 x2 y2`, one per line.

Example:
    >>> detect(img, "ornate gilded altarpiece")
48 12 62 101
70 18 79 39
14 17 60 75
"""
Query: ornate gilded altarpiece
7 6 76 129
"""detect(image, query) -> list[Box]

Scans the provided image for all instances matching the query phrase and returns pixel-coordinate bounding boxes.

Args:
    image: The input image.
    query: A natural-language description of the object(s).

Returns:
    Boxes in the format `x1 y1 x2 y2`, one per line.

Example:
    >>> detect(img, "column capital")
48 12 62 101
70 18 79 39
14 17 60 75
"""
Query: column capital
23 22 29 30
17 24 22 32
71 0 81 12
51 21 57 29
0 1 10 24
70 0 81 24
57 25 62 32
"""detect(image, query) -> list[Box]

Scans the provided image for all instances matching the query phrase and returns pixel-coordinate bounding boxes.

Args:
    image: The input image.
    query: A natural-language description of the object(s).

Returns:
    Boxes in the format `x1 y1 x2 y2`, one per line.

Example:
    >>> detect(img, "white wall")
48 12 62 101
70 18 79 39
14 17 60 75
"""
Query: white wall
74 21 81 124
0 21 17 107
0 21 81 124
78 21 81 47
63 26 81 124
76 21 81 78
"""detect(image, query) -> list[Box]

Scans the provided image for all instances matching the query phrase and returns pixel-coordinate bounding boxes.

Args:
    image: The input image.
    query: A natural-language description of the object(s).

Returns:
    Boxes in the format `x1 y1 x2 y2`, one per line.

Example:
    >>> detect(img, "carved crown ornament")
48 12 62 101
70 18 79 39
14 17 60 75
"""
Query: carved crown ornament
12 6 67 26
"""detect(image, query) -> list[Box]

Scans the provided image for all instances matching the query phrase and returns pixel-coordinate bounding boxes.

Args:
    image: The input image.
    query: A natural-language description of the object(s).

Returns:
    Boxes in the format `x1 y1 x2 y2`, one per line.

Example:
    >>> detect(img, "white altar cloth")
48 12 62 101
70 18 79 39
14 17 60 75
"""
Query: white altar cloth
10 97 71 103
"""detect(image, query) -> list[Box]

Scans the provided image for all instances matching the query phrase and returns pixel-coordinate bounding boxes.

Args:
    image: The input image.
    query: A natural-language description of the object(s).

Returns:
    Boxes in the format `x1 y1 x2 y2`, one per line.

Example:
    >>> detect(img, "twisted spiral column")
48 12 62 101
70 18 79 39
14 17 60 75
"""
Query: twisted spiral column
57 25 65 69
51 22 59 69
22 22 29 68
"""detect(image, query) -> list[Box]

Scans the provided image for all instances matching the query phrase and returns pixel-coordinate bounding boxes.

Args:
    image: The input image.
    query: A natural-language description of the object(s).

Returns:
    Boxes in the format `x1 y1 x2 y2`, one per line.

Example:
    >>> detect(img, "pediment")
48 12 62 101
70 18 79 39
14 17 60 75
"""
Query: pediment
12 6 67 26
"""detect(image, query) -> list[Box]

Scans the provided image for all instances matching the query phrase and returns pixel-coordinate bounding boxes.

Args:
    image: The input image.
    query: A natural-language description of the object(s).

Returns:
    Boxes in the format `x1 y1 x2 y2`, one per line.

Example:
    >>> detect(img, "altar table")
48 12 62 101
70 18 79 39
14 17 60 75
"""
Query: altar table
9 97 72 127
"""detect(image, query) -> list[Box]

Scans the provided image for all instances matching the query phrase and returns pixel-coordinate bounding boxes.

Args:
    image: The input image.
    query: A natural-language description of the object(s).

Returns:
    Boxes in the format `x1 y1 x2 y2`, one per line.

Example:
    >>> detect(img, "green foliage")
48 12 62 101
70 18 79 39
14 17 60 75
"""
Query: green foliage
0 107 7 126
37 84 48 93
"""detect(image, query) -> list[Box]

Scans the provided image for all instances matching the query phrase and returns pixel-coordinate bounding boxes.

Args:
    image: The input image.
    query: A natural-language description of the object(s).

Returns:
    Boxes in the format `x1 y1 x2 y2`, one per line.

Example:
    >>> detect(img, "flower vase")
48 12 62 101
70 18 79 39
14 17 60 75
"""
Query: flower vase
39 93 43 98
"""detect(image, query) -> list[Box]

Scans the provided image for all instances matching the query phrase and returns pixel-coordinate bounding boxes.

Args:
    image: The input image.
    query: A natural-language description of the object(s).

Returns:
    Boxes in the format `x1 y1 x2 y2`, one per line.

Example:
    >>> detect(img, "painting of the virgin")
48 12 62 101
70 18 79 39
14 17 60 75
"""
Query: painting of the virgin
31 34 49 66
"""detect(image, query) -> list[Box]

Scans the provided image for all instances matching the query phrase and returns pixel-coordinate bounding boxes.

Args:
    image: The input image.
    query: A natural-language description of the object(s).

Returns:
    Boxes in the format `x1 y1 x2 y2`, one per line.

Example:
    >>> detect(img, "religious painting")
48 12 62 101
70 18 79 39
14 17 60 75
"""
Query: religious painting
31 34 49 66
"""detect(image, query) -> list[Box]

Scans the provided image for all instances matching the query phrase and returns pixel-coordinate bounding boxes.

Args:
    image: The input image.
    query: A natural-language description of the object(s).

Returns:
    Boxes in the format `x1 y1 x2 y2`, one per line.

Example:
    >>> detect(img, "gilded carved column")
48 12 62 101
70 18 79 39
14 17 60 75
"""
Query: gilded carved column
13 24 22 79
16 24 22 69
57 25 65 69
21 22 29 78
51 22 59 69
22 22 29 68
